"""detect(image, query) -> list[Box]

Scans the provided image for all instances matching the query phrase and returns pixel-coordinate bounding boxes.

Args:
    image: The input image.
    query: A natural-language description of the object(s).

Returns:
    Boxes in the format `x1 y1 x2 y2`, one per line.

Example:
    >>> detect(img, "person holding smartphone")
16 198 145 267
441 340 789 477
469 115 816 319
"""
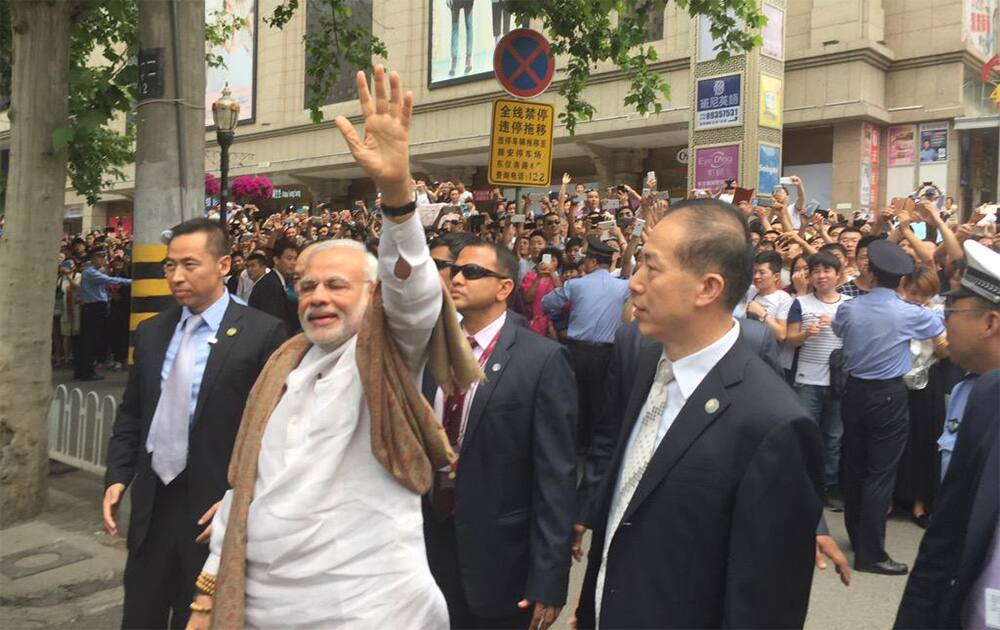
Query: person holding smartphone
522 247 564 337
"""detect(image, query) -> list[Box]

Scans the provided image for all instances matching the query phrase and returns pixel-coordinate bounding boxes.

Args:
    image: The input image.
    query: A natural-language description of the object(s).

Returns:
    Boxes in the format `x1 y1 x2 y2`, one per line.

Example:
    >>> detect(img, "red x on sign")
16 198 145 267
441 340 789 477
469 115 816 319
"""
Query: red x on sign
493 29 555 99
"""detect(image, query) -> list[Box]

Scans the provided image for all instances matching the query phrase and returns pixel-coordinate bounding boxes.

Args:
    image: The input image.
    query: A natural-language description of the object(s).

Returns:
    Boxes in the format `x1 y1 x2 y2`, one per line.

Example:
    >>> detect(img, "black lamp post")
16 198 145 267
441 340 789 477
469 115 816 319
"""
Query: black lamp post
212 83 240 225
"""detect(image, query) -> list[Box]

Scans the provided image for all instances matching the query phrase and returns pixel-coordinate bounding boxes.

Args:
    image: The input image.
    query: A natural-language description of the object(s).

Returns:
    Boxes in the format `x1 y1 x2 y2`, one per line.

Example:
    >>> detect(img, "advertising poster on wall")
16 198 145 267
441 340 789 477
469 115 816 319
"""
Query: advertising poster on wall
919 121 949 162
758 144 781 194
695 144 740 191
860 123 881 210
759 74 783 128
887 125 916 166
762 4 785 60
428 0 514 87
205 0 256 126
695 74 742 129
963 0 999 60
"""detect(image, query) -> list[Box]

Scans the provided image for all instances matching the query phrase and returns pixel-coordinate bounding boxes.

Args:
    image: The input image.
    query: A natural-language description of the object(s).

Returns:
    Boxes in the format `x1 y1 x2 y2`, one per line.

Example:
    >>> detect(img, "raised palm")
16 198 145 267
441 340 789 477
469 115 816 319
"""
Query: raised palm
335 65 413 202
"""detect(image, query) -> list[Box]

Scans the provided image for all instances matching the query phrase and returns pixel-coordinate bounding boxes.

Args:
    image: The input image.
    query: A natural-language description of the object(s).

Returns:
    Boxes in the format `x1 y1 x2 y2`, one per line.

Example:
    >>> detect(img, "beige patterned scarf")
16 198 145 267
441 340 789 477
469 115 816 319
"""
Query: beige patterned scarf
211 284 480 629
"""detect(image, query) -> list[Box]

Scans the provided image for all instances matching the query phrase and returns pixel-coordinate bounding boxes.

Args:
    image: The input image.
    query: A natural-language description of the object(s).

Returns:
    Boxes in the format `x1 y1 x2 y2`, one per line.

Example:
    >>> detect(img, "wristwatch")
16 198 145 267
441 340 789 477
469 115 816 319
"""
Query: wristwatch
380 200 416 218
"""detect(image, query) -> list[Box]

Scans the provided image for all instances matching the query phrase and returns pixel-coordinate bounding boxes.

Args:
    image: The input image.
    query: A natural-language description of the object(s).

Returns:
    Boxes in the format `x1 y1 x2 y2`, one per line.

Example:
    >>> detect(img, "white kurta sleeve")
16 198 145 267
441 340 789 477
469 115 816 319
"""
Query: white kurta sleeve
201 488 234 575
377 213 442 371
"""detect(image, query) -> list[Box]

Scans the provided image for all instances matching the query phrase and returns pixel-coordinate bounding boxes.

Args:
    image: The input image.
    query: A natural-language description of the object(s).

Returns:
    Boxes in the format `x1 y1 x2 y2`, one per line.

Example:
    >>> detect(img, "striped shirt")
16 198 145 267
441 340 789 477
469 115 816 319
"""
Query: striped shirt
788 293 851 386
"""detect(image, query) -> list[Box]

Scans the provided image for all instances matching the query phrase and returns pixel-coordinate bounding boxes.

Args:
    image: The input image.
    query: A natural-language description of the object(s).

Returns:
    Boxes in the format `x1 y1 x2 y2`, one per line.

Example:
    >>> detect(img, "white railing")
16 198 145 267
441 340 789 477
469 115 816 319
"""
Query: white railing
47 384 116 475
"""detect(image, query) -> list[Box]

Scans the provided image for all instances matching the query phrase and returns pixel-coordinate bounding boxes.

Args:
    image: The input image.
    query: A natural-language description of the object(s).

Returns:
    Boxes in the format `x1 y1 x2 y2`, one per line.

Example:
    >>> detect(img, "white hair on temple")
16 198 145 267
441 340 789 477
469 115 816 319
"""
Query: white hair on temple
300 238 378 281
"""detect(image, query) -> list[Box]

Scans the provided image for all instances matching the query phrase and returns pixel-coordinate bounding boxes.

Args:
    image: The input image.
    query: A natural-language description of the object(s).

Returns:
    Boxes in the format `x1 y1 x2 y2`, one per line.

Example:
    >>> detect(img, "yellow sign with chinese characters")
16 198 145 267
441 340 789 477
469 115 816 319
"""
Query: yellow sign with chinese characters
487 99 554 187
991 84 1000 106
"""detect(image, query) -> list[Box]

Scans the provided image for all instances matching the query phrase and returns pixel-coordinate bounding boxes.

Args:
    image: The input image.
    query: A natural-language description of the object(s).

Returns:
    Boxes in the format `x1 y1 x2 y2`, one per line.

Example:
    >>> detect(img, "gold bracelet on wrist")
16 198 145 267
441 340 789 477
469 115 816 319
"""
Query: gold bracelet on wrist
195 571 217 596
190 601 213 614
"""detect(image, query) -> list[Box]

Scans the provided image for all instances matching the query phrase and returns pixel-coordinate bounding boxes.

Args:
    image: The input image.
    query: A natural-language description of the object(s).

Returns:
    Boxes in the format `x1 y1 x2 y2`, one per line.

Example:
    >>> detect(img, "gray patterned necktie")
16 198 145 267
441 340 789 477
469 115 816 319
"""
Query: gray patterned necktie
147 313 203 484
595 356 673 625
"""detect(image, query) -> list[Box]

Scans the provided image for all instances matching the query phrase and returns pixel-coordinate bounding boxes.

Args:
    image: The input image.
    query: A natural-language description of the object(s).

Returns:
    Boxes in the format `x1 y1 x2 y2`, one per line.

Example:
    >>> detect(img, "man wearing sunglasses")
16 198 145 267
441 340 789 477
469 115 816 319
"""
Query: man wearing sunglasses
896 239 1000 629
422 240 577 630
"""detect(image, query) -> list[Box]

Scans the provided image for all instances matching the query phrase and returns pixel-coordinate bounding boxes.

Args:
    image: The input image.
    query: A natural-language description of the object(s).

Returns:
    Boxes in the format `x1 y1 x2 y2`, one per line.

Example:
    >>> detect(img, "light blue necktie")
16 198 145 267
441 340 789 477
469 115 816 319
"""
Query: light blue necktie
146 314 203 484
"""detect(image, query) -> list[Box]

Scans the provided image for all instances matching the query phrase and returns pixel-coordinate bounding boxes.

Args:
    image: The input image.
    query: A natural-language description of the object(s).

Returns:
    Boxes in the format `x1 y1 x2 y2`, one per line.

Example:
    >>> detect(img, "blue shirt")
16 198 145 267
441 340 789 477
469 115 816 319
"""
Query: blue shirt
541 268 630 343
79 264 131 303
938 373 978 479
831 287 944 380
160 291 230 422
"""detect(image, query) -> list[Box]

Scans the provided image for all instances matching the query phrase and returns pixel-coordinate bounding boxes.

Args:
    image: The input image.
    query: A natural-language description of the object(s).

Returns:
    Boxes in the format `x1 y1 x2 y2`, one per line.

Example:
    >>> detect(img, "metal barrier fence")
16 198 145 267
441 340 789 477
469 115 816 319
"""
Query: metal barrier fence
47 384 116 475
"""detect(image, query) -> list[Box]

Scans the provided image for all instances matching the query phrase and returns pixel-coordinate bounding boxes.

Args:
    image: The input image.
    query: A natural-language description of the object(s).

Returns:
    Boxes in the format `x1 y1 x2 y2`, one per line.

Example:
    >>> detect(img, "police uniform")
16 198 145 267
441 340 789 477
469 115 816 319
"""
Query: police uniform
895 239 999 628
832 239 945 574
542 236 630 448
937 240 1000 479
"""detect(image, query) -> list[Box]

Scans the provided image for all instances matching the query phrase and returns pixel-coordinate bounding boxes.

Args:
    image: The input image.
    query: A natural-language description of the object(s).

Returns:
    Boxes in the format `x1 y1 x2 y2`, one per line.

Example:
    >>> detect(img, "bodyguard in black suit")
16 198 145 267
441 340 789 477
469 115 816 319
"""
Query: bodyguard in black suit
575 317 781 528
422 239 577 630
247 237 301 336
103 219 286 629
575 200 823 629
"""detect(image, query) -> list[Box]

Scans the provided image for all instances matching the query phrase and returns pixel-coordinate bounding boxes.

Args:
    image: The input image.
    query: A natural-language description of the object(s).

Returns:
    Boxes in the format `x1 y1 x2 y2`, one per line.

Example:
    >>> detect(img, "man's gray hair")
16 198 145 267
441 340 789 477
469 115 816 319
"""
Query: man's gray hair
299 239 378 281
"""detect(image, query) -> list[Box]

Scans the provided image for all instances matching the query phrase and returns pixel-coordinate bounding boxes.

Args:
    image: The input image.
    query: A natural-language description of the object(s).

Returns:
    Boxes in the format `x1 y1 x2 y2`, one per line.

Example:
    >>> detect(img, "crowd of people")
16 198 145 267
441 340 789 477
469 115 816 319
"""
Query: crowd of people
75 66 1000 629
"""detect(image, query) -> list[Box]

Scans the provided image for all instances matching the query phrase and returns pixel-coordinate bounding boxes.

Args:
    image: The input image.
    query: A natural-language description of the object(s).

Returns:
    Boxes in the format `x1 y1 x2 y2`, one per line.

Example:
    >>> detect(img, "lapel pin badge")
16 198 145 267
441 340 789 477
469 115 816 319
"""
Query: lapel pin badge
705 398 720 414
226 327 238 337
491 363 501 372
207 336 218 345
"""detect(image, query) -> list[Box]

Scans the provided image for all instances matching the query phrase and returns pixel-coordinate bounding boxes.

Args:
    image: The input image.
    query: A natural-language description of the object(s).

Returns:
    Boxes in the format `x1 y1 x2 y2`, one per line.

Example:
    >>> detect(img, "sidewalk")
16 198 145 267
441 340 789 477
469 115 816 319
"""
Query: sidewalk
0 464 128 629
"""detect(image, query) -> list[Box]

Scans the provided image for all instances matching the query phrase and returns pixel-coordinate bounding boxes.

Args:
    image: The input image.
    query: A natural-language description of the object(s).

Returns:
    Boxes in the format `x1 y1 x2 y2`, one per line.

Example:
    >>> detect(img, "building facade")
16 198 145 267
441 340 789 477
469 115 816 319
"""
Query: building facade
2 0 998 231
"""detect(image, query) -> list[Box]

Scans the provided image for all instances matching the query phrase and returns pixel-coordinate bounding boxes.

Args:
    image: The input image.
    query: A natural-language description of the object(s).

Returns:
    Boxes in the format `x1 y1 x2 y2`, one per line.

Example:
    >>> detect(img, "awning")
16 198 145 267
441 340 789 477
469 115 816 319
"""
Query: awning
953 115 1000 131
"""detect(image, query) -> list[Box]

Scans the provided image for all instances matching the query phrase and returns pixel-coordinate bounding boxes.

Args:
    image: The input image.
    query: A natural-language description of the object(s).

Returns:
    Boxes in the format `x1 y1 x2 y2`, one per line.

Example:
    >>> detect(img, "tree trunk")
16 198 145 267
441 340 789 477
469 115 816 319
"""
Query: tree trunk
0 0 75 526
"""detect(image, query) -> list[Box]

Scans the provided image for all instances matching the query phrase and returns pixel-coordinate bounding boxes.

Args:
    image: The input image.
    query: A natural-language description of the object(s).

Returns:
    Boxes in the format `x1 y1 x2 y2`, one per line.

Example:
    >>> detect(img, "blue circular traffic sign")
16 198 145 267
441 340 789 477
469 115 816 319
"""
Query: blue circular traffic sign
493 29 555 99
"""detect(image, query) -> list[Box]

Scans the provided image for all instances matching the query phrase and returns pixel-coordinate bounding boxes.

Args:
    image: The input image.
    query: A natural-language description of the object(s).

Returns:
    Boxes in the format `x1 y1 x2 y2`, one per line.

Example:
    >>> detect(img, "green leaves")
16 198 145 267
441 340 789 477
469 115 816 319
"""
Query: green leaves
52 125 75 152
206 8 246 69
288 0 386 123
61 0 139 203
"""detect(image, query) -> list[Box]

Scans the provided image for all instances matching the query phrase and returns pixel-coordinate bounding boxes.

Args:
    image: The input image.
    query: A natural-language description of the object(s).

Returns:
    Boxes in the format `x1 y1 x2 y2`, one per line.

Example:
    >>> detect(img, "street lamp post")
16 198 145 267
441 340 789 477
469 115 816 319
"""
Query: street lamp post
212 83 240 225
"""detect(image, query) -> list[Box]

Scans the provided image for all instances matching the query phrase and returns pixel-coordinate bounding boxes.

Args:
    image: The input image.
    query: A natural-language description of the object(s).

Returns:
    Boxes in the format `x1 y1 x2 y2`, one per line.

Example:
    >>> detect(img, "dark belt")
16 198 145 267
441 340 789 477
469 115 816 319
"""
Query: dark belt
566 338 613 348
847 374 903 385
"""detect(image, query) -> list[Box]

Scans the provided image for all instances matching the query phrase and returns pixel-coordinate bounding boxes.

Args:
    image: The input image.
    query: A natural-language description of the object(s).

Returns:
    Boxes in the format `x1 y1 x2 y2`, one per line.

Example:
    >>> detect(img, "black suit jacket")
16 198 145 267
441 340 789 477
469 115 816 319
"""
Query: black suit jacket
422 318 577 615
895 369 1000 629
247 270 300 336
104 299 287 552
577 318 782 525
225 273 239 295
575 326 823 629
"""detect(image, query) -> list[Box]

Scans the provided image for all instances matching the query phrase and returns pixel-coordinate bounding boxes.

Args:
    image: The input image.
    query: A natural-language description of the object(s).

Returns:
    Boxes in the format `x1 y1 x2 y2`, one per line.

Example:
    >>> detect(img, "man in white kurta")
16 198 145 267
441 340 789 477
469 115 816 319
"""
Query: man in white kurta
194 65 450 629
200 214 447 628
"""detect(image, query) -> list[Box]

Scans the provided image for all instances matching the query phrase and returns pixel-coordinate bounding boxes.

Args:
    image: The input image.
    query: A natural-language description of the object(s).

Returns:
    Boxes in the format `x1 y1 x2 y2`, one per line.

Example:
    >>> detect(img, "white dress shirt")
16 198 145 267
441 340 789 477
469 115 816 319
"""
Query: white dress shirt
432 310 507 447
203 214 446 629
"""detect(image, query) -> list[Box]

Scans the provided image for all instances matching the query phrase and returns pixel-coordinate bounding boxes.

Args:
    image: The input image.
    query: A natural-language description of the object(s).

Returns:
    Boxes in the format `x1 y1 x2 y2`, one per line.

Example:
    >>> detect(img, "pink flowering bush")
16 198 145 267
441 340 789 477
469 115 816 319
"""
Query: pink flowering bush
230 175 274 204
204 172 220 197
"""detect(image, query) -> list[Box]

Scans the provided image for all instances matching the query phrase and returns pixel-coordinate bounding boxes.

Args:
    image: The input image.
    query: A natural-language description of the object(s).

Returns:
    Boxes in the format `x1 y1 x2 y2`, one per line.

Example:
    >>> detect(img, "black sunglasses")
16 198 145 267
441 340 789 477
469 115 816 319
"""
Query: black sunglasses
432 258 452 270
450 263 510 281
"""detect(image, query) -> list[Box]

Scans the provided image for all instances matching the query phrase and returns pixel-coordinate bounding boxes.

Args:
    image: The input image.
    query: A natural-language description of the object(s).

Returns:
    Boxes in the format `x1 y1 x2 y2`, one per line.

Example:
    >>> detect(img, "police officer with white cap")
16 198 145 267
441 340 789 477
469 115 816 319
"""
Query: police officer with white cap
895 239 1000 629
936 239 1000 478
832 238 946 575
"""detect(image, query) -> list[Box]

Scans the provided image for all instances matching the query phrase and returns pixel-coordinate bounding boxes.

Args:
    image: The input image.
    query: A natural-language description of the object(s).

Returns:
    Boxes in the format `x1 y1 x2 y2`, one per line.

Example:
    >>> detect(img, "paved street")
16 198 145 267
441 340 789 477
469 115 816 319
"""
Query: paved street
51 365 129 405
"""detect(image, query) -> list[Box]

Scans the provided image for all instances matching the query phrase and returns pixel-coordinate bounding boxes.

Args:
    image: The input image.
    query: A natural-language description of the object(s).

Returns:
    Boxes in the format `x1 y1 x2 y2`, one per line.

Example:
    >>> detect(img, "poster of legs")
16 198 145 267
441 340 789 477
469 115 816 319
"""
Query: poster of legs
429 0 514 86
205 0 256 126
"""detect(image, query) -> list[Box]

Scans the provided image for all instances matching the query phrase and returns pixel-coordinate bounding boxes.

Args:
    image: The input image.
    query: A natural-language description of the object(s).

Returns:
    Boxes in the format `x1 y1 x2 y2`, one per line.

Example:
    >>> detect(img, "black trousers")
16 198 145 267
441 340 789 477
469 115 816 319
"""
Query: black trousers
122 472 208 629
567 341 614 449
840 376 909 566
423 509 532 629
74 302 107 378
